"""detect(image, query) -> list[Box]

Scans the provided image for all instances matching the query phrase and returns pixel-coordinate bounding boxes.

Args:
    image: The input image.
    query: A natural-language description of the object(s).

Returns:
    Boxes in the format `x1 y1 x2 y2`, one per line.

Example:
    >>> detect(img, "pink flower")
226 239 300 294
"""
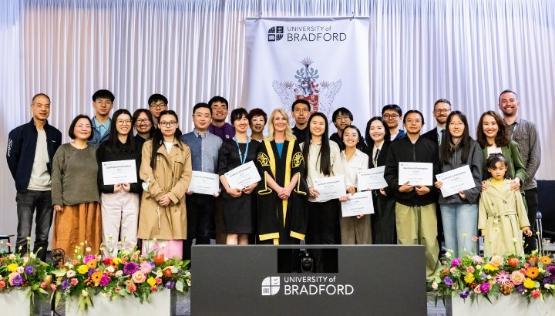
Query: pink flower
83 254 96 264
140 261 154 274
510 271 525 285
132 271 147 283
531 289 541 299
473 286 481 294
466 266 475 274
70 278 79 286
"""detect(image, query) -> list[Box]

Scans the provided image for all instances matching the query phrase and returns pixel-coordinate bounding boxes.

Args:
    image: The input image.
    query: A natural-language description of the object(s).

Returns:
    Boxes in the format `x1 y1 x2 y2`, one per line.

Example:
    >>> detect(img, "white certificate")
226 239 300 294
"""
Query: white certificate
398 162 433 186
341 191 374 217
313 176 346 202
435 165 476 198
102 159 137 185
188 171 220 195
357 166 388 191
224 161 261 190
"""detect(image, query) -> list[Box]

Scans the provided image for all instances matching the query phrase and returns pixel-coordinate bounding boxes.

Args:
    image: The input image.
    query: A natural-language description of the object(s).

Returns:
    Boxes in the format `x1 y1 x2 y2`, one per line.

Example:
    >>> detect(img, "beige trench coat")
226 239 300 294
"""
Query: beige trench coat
478 179 530 257
137 139 192 240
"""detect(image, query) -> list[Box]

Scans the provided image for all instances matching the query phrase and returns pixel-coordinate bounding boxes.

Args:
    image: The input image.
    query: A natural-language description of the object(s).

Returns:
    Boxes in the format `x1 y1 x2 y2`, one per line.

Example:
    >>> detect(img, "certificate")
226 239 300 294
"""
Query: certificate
398 162 433 186
341 191 374 217
224 161 261 190
435 165 476 198
313 176 346 202
188 171 220 195
357 166 388 191
102 159 137 185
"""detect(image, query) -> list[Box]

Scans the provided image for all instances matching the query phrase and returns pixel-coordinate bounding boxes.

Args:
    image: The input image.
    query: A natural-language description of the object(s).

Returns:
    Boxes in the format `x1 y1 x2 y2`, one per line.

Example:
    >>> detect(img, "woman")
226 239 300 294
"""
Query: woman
132 109 154 153
255 108 307 245
340 125 371 244
218 108 259 245
137 110 192 259
97 109 141 256
303 112 344 246
51 115 102 258
434 111 482 256
476 111 526 189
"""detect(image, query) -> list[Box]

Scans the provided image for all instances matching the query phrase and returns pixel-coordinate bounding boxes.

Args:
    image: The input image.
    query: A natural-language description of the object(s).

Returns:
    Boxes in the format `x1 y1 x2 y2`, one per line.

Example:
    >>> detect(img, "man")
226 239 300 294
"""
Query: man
208 96 235 140
148 93 168 126
248 108 267 142
6 93 62 261
423 99 452 145
90 89 115 144
181 103 223 259
499 89 541 253
384 110 440 281
329 107 353 149
382 104 406 141
291 99 310 143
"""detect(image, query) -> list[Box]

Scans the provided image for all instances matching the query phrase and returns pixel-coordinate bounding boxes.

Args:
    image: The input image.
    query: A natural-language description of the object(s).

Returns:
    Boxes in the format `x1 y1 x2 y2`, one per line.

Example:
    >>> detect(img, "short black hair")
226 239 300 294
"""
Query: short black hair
68 114 94 140
403 109 425 125
208 96 229 109
248 108 267 123
381 104 402 116
148 93 168 106
486 154 509 174
31 93 50 104
332 107 353 122
433 99 451 110
92 89 115 102
498 89 519 102
230 108 249 124
291 99 311 112
192 102 212 115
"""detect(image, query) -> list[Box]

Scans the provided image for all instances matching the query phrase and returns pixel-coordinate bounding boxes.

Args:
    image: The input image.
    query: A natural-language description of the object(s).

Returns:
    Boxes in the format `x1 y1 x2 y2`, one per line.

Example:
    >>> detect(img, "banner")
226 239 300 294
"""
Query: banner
244 17 370 132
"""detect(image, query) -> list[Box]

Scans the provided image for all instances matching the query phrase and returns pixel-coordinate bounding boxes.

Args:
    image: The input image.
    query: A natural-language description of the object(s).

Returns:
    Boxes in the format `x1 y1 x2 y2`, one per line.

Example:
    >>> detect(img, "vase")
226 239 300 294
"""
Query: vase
65 289 175 316
447 294 555 316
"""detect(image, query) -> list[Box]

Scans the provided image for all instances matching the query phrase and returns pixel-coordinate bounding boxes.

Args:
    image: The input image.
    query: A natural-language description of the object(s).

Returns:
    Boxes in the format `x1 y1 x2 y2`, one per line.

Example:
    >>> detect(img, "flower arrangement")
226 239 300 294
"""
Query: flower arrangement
52 244 191 311
431 252 555 302
0 250 54 301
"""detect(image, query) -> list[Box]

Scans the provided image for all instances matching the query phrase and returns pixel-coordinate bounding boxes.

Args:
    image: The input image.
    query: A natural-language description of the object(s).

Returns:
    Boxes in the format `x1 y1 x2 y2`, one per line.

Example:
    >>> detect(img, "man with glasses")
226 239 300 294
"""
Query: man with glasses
423 99 451 145
382 104 406 142
291 99 311 143
90 89 115 144
6 93 62 260
148 93 169 127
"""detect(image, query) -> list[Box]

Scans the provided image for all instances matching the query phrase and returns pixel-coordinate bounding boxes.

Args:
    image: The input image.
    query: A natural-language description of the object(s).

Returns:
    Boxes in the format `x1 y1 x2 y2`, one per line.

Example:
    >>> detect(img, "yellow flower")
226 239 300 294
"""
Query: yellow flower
483 263 498 272
91 271 103 286
6 264 18 273
525 267 540 279
523 278 537 289
147 277 156 287
77 264 89 275
112 258 122 265
540 256 552 265
464 273 475 284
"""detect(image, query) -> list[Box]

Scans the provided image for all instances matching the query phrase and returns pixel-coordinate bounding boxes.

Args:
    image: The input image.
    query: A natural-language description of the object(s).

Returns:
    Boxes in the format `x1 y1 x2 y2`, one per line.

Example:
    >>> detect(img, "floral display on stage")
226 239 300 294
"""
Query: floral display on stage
431 252 555 302
0 249 53 300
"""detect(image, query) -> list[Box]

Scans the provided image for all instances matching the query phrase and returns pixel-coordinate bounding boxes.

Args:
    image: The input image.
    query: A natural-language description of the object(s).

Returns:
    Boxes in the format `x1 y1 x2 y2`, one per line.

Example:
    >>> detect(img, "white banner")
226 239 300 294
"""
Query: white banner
244 18 370 131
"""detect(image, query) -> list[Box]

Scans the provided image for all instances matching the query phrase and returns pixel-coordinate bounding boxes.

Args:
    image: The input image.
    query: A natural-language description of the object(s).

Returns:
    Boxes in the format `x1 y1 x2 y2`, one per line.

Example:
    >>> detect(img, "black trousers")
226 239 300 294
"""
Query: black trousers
372 192 397 244
16 190 53 261
183 194 215 260
306 200 340 273
524 188 539 253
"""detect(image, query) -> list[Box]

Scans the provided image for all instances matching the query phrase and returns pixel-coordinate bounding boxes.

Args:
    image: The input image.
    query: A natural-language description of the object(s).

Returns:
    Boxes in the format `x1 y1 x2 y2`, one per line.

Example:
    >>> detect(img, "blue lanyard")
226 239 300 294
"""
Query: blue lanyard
233 137 250 165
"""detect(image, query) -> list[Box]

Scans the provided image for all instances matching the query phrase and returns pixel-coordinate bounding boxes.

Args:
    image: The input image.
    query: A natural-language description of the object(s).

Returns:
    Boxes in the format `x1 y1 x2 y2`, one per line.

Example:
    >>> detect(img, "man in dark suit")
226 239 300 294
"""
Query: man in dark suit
422 99 451 145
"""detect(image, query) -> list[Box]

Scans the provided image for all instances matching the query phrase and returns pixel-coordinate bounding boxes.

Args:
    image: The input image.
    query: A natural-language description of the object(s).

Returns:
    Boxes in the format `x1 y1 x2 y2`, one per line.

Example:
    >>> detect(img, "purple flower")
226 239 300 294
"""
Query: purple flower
61 279 70 290
479 282 490 294
546 265 555 275
480 273 487 281
516 285 525 294
459 290 470 299
451 258 461 267
164 281 175 289
123 262 139 275
11 274 23 287
99 274 111 287
83 254 96 263
443 277 454 287
24 265 34 275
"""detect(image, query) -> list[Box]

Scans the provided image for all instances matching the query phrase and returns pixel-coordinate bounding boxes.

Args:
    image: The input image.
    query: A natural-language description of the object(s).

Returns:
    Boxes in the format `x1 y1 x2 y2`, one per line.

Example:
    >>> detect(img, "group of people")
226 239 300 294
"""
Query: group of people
6 89 540 280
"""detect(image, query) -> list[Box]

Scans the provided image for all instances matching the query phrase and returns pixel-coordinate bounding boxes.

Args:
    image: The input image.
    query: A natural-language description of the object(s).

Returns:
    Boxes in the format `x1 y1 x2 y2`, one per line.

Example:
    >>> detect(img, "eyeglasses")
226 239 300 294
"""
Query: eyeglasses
159 121 177 127
383 114 399 119
150 103 167 109
116 120 132 125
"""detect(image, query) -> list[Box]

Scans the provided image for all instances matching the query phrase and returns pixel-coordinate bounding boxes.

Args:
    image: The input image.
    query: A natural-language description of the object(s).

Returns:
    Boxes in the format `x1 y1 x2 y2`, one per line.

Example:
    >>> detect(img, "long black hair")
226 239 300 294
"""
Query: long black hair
150 110 182 169
440 111 471 164
107 109 135 149
364 116 391 150
302 112 332 176
476 111 509 148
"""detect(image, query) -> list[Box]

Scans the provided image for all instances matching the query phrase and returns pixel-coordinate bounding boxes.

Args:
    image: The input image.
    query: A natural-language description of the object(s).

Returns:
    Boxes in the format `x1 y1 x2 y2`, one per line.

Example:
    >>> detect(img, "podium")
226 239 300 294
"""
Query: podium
191 245 426 316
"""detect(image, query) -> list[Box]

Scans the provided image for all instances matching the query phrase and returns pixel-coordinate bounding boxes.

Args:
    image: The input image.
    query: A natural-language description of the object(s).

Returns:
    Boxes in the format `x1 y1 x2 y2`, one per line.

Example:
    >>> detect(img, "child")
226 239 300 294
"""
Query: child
478 154 532 257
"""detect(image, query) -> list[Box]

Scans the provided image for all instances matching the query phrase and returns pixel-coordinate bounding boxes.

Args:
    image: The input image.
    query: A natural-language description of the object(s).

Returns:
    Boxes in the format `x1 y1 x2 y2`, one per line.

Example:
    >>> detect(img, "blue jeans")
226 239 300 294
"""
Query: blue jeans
440 203 478 257
16 190 53 261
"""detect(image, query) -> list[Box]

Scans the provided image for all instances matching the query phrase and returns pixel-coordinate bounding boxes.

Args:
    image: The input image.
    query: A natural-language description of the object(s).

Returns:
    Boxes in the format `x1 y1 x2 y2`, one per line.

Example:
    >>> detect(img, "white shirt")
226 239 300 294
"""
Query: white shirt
303 141 343 188
27 129 51 191
340 149 369 188
487 145 502 156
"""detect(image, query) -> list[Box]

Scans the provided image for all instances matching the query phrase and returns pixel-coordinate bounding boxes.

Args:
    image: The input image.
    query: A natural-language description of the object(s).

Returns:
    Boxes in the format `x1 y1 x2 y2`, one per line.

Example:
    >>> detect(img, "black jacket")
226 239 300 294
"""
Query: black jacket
6 119 62 192
96 138 142 194
384 135 440 206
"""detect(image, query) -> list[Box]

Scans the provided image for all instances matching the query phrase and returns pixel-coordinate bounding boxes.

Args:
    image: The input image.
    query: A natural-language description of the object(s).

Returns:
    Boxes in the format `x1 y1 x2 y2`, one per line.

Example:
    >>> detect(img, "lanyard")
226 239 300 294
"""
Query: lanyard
233 137 250 164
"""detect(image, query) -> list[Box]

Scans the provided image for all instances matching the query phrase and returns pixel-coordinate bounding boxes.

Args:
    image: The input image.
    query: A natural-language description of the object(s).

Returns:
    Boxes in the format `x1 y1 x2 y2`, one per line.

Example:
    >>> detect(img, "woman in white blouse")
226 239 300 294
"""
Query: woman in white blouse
340 125 371 244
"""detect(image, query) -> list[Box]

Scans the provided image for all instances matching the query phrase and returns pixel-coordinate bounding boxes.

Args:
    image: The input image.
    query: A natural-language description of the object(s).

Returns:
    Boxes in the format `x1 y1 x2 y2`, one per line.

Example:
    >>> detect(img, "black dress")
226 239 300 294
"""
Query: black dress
217 139 259 234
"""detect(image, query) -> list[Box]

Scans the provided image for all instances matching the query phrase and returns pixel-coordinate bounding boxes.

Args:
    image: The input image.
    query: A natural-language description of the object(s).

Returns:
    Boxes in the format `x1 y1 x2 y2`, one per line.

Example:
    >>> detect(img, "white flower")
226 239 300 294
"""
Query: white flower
8 254 16 260
431 282 438 290
106 266 115 273
17 266 24 274
66 270 76 278
23 257 29 264
115 270 123 278
156 270 163 278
